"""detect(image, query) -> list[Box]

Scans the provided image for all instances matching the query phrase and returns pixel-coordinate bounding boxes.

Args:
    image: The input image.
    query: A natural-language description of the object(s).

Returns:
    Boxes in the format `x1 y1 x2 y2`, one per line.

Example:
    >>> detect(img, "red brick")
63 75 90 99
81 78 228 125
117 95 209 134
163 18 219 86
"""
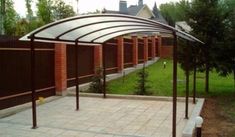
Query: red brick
54 43 67 94
117 36 124 72
94 46 102 71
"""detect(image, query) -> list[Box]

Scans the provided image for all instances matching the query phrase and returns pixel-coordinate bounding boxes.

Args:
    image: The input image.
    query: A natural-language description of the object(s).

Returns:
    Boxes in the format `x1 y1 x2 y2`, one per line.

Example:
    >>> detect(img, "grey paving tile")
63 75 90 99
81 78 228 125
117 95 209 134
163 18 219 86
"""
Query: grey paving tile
0 96 195 137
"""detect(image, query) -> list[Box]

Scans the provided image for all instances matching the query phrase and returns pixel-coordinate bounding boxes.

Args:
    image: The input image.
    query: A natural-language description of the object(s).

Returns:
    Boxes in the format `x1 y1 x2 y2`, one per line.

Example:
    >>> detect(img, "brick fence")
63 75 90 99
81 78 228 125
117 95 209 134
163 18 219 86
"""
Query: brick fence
0 35 173 109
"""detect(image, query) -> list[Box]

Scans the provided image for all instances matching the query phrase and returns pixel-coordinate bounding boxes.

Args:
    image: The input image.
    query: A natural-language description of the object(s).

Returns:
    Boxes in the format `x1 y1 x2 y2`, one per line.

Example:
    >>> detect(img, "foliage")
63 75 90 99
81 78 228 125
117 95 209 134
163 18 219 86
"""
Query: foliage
2 0 18 35
89 68 103 93
159 0 189 26
0 0 5 34
37 0 53 25
25 0 33 20
14 0 75 36
51 0 75 20
15 18 29 36
134 64 152 95
213 0 235 78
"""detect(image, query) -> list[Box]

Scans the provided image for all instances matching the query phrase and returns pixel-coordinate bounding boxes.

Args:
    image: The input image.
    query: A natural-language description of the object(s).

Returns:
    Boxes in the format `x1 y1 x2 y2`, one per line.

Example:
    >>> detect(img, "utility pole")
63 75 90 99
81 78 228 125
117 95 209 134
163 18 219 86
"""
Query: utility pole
0 0 5 35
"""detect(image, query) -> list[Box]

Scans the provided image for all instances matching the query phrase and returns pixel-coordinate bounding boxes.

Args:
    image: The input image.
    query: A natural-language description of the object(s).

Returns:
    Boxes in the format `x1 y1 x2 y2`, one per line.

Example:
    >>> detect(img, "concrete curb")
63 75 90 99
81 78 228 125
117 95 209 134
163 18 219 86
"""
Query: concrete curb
182 98 205 137
0 96 62 118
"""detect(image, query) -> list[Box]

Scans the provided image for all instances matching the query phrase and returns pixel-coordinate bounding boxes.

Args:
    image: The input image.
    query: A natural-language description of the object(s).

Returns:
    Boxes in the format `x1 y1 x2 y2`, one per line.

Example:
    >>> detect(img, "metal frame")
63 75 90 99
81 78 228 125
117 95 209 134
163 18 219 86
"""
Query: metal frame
75 41 79 110
172 32 177 137
102 45 106 98
20 14 204 137
185 41 190 119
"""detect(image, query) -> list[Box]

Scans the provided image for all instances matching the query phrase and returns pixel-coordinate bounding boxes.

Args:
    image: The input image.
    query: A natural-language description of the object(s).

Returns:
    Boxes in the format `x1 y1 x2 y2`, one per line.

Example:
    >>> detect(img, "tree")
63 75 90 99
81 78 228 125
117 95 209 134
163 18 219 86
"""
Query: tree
51 0 75 20
213 0 235 87
25 0 33 21
37 0 53 25
15 18 29 36
0 0 5 34
159 0 189 26
3 0 18 35
186 0 226 93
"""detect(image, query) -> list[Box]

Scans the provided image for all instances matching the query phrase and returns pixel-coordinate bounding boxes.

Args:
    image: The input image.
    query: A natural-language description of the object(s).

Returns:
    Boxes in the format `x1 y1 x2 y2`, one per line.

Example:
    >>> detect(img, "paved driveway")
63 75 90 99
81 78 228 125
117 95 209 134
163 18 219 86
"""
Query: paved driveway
0 96 194 137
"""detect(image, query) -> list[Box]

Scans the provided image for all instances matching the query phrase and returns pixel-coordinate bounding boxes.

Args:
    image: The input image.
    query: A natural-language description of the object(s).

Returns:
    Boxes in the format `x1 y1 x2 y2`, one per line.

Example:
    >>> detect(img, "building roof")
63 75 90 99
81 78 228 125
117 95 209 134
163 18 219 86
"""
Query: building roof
128 5 144 16
152 2 168 24
103 0 168 25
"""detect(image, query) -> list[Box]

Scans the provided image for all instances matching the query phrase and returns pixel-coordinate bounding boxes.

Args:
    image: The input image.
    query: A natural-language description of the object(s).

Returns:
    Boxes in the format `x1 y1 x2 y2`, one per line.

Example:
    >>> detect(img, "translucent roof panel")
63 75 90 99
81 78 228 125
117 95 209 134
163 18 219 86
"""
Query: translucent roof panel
20 14 204 44
59 22 158 40
94 29 172 43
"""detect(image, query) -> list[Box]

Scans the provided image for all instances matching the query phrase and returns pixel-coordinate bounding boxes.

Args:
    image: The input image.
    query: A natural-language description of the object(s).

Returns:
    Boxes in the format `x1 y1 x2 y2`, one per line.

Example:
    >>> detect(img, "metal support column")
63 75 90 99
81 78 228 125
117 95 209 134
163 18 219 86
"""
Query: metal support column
75 41 79 110
172 32 177 137
185 41 189 119
193 55 196 104
30 37 37 129
102 45 106 98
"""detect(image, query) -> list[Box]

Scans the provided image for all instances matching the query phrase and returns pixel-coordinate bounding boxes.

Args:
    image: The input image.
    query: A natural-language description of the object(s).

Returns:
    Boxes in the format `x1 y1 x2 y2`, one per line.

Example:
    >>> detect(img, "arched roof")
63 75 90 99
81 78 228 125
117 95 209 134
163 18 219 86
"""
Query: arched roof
20 14 204 44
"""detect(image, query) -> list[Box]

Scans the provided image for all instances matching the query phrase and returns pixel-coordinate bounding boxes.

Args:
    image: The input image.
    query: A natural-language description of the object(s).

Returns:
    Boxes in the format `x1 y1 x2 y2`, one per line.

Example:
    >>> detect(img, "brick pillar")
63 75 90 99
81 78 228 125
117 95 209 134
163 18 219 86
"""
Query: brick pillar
151 36 156 60
117 36 124 72
158 35 162 57
94 46 102 72
143 36 148 62
55 43 67 96
132 35 138 66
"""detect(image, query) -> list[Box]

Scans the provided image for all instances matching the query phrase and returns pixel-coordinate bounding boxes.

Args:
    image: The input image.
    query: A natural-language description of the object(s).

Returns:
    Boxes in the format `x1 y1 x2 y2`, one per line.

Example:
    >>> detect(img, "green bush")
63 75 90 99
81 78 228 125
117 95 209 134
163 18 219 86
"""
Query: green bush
89 68 103 93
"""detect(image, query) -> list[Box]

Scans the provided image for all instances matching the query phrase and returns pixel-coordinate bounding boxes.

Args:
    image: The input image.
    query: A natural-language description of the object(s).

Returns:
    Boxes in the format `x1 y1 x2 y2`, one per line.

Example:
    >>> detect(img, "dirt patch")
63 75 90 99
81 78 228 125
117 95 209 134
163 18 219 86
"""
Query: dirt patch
201 98 235 137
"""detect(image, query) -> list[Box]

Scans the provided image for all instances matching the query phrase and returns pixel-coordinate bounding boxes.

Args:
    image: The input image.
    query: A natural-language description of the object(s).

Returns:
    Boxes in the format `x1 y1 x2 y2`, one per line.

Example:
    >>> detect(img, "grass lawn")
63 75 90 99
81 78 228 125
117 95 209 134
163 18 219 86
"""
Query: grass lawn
107 59 234 97
107 58 235 136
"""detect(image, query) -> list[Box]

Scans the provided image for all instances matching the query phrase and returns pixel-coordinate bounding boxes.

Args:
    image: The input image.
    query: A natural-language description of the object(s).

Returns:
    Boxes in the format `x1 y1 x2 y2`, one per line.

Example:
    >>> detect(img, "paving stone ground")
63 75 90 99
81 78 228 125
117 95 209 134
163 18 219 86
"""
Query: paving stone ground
0 96 194 137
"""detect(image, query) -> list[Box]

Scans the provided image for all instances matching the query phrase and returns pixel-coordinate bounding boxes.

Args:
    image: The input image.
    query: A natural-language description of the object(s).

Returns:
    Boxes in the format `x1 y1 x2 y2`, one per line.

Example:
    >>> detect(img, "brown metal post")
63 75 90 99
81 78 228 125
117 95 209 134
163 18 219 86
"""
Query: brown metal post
102 45 106 98
185 41 189 119
30 37 37 129
75 41 79 110
193 57 196 104
172 32 177 137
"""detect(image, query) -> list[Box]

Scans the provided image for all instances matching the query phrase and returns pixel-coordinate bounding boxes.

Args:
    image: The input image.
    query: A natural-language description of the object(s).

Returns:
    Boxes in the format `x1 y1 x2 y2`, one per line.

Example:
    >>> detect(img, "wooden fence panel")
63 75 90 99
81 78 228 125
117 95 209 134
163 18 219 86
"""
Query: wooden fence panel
104 39 118 74
124 38 133 68
67 45 94 87
0 36 55 110
138 38 144 63
148 39 152 60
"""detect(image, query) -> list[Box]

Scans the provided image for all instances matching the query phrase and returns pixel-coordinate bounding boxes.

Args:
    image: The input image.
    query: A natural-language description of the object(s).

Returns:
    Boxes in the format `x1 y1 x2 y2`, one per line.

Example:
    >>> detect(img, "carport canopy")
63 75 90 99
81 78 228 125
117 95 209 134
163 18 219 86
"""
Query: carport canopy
20 14 204 137
20 14 204 44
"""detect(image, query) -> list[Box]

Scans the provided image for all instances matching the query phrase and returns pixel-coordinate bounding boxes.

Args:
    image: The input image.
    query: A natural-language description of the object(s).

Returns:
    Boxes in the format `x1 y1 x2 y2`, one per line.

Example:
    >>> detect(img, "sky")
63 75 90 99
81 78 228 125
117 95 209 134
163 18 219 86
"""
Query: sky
14 0 180 17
